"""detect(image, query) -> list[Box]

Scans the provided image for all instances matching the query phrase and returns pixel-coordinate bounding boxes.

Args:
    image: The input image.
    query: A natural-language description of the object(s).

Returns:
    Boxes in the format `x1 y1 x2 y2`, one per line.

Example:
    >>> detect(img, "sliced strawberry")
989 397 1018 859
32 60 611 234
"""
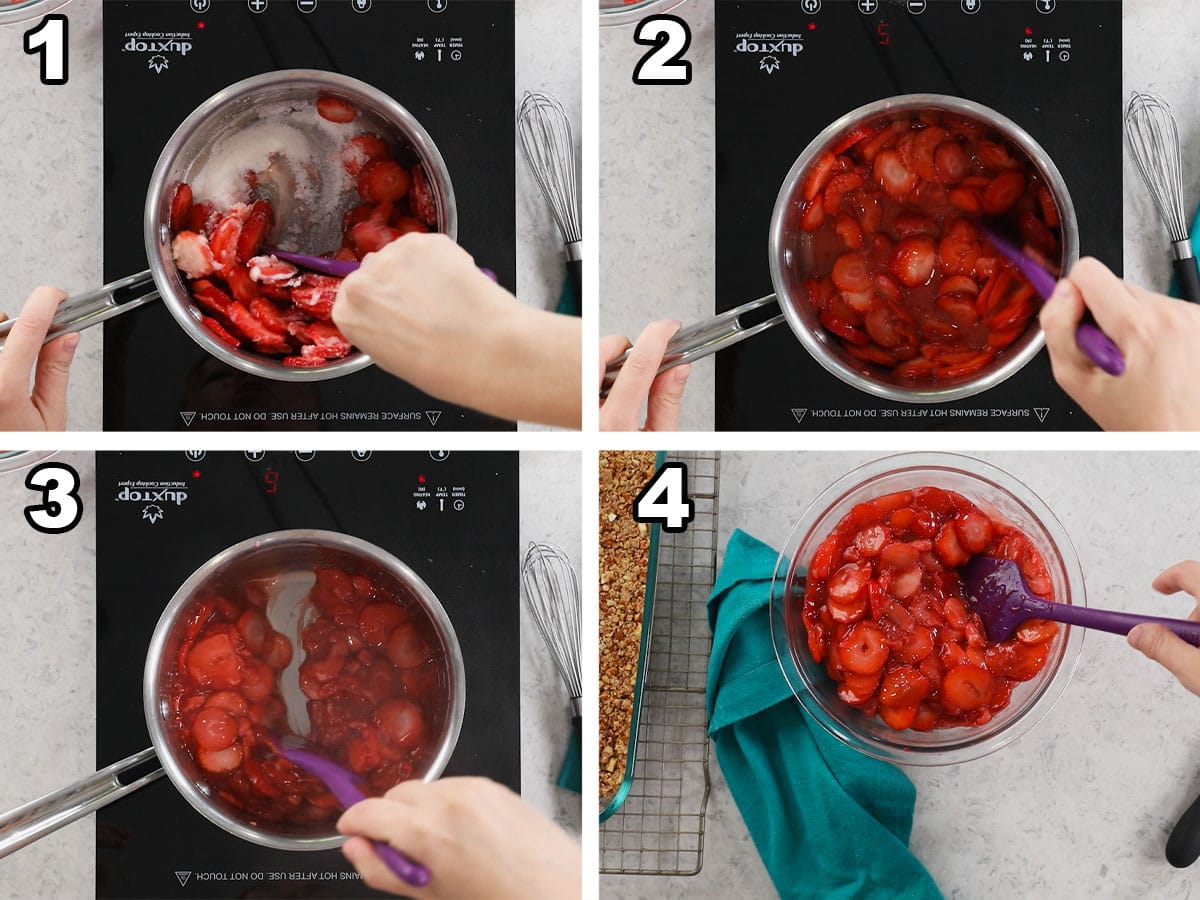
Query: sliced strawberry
376 699 427 752
974 140 1019 171
938 218 981 276
316 95 358 123
953 508 995 554
820 311 870 346
187 200 219 237
982 170 1026 215
201 316 241 348
351 216 403 255
831 252 872 293
822 171 864 215
228 301 287 353
878 665 931 707
832 123 881 155
171 231 216 279
410 163 438 226
237 200 273 263
247 254 298 285
192 279 233 316
908 126 949 182
282 354 328 368
249 297 289 335
224 265 261 305
1037 184 1061 227
291 274 341 320
170 182 193 234
342 133 389 176
942 665 995 710
186 631 242 689
937 295 979 327
838 622 889 675
879 701 918 731
933 522 969 567
798 197 826 232
874 150 918 199
1016 618 1059 645
864 306 907 349
358 158 411 203
891 236 937 288
933 140 968 184
947 186 982 214
209 214 244 271
834 213 863 250
803 152 837 202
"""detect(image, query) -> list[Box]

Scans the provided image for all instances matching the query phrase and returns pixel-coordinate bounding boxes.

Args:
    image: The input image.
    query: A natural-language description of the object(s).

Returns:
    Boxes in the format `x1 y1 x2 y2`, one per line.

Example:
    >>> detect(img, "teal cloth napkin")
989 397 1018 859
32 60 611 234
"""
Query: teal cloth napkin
706 529 943 900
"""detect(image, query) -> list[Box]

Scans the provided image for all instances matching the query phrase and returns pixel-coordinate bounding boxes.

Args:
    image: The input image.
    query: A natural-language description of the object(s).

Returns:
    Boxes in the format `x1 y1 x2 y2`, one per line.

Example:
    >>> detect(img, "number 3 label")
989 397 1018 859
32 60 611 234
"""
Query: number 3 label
633 462 694 533
24 462 82 534
633 15 692 85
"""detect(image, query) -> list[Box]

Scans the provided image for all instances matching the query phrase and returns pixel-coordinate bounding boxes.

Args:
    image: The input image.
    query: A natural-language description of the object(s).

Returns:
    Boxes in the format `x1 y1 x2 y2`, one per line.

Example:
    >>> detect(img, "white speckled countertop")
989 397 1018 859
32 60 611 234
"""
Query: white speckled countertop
600 0 1198 432
603 450 1200 899
0 0 579 432
0 450 580 899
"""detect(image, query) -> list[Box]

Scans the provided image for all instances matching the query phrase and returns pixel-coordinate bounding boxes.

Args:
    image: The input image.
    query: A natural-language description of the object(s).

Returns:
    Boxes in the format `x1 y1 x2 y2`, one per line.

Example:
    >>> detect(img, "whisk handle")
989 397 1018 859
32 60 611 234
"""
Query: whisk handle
1173 255 1200 304
562 259 582 316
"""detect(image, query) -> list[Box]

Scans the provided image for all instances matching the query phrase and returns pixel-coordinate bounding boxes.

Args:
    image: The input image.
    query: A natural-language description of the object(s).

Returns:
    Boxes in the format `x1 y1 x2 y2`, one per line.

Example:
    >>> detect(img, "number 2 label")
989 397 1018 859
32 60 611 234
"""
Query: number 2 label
633 15 692 86
24 14 68 86
633 462 694 533
24 461 82 534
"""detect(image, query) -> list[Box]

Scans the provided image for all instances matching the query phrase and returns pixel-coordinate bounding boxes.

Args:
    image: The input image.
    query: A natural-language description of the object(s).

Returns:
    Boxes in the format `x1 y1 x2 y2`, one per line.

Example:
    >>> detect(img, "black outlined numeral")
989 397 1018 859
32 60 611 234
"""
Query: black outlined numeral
633 462 694 533
633 15 692 85
24 15 68 86
24 462 82 534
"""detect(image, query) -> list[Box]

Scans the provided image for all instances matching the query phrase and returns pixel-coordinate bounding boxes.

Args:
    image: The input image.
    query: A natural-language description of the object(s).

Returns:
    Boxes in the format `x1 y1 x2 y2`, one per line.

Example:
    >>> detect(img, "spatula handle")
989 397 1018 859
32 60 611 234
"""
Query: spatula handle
1025 596 1200 646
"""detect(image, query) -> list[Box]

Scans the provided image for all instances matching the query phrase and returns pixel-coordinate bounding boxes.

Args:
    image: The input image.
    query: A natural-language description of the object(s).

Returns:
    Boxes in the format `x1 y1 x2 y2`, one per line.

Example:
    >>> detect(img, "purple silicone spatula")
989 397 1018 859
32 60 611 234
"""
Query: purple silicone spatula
961 555 1200 646
276 741 431 888
979 223 1126 377
268 249 497 283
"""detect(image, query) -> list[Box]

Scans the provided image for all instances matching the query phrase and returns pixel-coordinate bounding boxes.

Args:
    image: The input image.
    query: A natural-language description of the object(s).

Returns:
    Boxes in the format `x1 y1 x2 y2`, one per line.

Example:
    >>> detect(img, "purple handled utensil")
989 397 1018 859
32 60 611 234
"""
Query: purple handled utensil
276 741 431 888
980 224 1126 377
268 249 497 283
961 555 1200 646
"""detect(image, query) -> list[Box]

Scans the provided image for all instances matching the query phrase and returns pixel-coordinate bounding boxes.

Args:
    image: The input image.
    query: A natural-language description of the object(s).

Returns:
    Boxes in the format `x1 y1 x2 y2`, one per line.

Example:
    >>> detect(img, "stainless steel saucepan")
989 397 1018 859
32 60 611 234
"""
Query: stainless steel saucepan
0 70 457 382
0 530 466 856
602 94 1079 404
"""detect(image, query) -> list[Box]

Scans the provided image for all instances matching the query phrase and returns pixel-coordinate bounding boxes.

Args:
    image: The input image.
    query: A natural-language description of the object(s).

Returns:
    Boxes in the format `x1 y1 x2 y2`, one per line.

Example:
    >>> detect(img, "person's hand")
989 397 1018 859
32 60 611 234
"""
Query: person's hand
334 233 580 428
337 776 580 899
1127 561 1200 696
0 287 80 431
1040 257 1200 430
599 320 691 431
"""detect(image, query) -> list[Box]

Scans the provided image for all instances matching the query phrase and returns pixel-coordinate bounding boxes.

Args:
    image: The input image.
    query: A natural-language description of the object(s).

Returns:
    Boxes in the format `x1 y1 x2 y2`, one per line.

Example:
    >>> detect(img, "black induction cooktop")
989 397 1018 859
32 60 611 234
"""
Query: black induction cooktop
95 450 519 898
102 0 515 431
715 0 1122 430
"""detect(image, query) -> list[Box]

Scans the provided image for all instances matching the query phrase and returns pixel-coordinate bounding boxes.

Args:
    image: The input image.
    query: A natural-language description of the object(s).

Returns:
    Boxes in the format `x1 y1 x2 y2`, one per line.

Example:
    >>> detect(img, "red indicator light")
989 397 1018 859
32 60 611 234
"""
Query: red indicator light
808 21 816 31
192 469 201 479
418 474 427 484
197 21 206 29
1025 27 1033 35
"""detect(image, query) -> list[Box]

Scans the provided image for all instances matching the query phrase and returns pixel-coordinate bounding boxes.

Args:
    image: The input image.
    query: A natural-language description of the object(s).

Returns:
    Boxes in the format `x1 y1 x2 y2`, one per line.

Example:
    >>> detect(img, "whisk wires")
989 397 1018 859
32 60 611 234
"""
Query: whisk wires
517 91 582 251
520 542 582 704
1125 91 1190 245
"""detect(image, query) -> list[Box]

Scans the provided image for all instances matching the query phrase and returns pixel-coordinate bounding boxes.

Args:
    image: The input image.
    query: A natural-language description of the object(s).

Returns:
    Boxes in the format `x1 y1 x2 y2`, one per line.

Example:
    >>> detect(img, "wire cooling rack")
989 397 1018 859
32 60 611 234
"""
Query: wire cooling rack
600 451 720 876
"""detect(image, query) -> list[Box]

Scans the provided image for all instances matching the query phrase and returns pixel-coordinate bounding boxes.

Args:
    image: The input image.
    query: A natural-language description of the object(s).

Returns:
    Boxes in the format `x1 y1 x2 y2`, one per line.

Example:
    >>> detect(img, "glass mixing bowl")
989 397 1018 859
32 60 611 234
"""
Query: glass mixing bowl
769 452 1086 766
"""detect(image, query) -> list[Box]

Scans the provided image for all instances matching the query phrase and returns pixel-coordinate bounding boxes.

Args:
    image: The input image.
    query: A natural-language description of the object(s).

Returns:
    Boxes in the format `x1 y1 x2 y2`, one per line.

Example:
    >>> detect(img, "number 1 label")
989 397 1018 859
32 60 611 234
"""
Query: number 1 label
24 14 68 86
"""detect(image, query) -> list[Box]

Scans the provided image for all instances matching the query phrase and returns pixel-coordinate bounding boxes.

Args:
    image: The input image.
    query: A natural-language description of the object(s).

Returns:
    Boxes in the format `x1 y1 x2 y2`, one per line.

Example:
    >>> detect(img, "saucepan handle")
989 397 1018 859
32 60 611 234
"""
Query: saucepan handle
0 746 164 858
0 269 160 349
600 293 784 398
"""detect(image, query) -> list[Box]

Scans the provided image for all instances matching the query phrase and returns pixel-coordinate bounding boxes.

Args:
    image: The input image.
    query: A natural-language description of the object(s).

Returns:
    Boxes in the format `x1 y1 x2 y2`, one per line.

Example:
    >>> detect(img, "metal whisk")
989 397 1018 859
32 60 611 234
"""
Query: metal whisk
1125 91 1200 302
520 541 582 790
517 91 582 314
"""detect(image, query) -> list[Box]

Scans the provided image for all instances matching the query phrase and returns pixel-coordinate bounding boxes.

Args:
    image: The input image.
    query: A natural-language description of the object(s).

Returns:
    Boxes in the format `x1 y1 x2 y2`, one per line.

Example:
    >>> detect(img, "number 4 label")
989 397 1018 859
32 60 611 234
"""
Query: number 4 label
633 462 694 533
633 15 692 85
24 14 68 86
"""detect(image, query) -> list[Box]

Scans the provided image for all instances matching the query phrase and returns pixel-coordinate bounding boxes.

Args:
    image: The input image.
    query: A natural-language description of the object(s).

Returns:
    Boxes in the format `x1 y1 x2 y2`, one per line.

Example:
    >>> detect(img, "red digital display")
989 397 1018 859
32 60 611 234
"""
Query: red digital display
264 470 279 495
878 22 890 46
